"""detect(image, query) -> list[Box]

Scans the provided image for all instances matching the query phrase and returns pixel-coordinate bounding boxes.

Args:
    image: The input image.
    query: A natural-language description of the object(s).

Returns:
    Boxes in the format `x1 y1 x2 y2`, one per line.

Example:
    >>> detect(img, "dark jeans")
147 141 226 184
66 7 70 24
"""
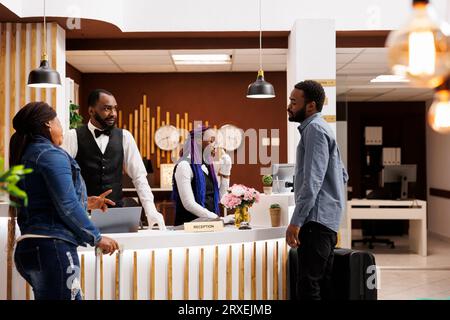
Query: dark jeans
14 238 82 300
296 221 337 300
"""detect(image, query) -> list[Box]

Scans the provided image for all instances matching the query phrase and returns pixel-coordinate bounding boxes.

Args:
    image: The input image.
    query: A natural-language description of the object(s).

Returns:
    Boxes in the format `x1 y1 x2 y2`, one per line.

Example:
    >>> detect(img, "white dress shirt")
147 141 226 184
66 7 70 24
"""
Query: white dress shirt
174 157 230 219
62 120 165 230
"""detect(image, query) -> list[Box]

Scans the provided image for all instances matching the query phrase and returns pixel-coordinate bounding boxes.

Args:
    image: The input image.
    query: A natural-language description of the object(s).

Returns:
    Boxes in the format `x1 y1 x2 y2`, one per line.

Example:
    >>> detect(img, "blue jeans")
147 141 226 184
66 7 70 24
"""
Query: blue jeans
14 238 82 300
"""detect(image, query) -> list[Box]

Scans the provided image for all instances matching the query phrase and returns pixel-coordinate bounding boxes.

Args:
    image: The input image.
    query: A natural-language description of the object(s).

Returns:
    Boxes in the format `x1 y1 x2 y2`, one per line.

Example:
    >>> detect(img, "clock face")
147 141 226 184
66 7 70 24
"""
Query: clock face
154 125 180 151
218 124 243 151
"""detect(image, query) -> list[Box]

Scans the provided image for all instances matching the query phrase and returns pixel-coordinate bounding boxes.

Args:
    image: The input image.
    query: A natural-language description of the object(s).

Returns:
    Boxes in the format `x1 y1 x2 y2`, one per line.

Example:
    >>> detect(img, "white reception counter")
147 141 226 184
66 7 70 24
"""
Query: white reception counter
0 204 288 300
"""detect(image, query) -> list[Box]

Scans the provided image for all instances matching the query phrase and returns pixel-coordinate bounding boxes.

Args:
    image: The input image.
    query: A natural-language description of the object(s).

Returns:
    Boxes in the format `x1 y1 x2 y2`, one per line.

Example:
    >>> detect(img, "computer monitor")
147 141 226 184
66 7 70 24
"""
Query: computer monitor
91 207 142 233
272 163 295 193
381 165 417 200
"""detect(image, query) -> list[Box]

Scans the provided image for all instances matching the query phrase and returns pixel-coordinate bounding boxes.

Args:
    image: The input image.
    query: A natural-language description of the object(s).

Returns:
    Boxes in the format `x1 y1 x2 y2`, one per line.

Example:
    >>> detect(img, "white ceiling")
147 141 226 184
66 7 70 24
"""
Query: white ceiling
66 49 287 73
336 48 434 102
66 47 434 102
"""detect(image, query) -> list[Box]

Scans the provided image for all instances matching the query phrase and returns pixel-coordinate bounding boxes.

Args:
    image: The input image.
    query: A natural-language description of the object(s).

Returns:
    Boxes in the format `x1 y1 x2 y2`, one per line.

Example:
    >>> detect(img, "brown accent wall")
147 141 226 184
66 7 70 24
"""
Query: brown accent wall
66 62 82 85
347 101 427 200
79 72 287 191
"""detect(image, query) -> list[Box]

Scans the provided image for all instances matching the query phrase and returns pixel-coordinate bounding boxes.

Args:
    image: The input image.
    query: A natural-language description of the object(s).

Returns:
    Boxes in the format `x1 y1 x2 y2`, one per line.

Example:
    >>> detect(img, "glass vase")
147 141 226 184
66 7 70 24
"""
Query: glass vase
234 206 250 228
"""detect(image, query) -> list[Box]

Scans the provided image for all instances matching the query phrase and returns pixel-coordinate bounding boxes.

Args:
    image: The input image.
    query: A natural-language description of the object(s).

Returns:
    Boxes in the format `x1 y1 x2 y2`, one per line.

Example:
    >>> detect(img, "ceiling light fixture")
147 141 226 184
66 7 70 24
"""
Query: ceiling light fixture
27 0 61 88
246 0 275 99
428 77 450 134
386 0 450 88
370 75 410 83
172 54 232 65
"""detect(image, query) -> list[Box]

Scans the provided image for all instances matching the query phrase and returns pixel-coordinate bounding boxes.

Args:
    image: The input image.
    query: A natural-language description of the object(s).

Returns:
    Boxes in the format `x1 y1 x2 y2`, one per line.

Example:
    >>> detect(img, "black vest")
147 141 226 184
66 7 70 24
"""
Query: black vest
174 162 216 226
75 125 124 204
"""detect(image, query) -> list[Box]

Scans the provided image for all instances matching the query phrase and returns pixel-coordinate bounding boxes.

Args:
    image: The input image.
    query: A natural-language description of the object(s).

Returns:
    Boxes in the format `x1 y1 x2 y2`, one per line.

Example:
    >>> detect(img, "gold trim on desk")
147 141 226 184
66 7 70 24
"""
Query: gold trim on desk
150 250 155 300
262 242 268 300
184 248 189 300
273 241 279 300
199 248 204 300
251 242 256 300
226 245 232 299
239 244 245 300
168 249 173 300
213 246 219 300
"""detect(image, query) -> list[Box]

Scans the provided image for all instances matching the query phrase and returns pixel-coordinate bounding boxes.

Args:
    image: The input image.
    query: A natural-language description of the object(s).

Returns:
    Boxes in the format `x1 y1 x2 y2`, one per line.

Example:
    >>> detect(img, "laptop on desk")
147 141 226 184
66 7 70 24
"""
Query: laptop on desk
91 207 142 233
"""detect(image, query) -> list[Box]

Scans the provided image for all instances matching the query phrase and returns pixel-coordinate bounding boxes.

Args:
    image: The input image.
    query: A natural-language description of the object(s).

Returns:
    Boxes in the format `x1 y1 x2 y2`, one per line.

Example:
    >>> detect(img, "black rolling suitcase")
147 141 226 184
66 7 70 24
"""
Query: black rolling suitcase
332 248 377 300
288 248 378 300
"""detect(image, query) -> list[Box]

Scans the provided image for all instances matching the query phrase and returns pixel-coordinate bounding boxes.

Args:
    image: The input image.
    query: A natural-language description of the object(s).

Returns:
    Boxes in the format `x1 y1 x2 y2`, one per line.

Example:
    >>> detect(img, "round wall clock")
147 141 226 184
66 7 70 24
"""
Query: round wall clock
154 125 180 151
218 124 243 151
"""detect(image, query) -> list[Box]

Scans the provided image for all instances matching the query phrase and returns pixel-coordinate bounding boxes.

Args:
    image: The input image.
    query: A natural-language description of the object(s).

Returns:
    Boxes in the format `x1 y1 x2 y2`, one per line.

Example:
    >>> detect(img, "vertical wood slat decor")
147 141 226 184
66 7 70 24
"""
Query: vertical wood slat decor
199 248 204 300
251 242 256 300
51 23 57 108
9 24 16 137
282 242 287 300
0 24 6 162
184 248 189 300
226 245 232 299
213 246 219 300
150 250 155 300
133 251 138 300
115 94 219 181
115 253 120 300
239 244 245 300
81 254 85 297
25 282 30 300
100 254 104 300
0 22 62 165
167 249 173 300
262 242 268 300
273 241 279 300
19 24 26 108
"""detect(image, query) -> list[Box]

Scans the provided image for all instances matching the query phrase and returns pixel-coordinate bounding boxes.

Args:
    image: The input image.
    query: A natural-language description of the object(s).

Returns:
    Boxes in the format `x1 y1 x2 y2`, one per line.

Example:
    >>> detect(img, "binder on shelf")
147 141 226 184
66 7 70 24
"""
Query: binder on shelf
382 147 401 166
365 126 382 145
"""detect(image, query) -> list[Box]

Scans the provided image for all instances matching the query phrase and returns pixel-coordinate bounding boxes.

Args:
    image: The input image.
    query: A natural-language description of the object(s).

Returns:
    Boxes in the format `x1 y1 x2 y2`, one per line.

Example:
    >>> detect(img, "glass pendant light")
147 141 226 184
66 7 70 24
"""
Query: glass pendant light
246 0 275 99
27 0 61 88
428 78 450 133
386 0 450 88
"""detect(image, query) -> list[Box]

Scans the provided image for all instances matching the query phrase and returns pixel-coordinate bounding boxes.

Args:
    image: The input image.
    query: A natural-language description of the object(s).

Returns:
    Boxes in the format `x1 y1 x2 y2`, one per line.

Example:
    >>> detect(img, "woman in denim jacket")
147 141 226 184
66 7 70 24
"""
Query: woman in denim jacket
9 102 119 300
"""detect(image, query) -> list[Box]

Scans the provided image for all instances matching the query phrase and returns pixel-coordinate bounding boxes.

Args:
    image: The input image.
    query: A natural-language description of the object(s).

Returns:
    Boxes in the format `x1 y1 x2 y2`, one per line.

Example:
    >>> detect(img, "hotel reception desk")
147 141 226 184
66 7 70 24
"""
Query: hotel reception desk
0 203 288 300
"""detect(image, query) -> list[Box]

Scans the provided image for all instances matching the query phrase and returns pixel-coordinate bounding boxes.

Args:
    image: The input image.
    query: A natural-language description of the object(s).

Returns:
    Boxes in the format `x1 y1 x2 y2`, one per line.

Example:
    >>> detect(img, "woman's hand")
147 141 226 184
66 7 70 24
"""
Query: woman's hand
88 189 116 212
96 236 119 255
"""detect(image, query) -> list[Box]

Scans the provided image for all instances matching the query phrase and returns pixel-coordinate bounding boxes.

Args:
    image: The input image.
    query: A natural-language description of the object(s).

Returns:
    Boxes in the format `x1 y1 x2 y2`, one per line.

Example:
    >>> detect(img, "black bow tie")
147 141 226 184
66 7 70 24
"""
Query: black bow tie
94 129 111 138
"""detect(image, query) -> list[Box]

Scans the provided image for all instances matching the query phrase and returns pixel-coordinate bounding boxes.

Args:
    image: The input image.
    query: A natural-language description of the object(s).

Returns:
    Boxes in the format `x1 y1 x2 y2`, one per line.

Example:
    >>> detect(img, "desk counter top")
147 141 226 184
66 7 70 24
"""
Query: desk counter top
78 225 287 252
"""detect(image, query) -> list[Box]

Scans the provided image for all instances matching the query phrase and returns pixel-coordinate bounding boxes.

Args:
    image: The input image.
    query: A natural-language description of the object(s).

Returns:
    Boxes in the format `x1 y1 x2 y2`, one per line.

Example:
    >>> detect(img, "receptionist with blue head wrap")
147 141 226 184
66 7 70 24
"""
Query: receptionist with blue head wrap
172 126 234 225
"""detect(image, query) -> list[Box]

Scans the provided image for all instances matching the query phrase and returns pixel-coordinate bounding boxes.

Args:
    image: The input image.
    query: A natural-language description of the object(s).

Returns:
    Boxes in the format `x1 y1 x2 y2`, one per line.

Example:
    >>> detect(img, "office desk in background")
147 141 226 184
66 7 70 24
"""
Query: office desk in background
341 199 427 256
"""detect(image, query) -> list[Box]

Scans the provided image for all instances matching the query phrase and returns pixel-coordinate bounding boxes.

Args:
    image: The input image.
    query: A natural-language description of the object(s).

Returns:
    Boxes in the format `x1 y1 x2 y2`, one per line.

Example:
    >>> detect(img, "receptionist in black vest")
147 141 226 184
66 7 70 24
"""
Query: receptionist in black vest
62 89 165 230
172 126 234 226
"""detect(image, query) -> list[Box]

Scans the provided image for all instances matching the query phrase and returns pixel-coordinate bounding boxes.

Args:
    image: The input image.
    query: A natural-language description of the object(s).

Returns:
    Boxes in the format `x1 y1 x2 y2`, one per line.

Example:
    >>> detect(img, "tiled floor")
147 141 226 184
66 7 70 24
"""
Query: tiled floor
352 234 450 300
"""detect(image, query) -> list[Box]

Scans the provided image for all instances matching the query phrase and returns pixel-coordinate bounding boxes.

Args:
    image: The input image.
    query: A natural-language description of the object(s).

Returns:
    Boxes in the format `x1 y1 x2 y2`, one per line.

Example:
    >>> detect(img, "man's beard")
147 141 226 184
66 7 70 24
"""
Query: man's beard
94 112 116 130
288 107 306 123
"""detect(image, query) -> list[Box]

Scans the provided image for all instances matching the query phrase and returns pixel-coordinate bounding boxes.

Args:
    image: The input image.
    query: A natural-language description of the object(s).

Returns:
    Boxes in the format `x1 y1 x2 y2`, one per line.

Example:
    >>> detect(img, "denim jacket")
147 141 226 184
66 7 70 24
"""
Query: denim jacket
17 135 101 247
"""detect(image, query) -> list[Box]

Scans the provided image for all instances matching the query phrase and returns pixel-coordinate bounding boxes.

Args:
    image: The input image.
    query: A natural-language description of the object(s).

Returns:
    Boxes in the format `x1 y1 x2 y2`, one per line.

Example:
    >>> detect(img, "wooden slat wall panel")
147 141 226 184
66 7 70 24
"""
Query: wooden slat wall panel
30 24 36 101
0 24 7 161
19 23 26 107
51 23 57 108
9 24 16 137
40 24 46 103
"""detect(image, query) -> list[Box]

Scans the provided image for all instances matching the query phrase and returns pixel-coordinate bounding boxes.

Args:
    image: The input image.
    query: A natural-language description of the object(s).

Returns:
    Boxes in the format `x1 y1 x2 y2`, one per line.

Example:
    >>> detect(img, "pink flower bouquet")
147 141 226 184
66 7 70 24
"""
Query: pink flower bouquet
220 184 260 209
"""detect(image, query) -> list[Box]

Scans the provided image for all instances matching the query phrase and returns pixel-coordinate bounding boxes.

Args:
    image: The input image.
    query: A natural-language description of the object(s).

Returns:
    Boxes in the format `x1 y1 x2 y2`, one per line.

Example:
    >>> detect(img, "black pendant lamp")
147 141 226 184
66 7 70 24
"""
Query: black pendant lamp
246 0 275 99
27 0 61 88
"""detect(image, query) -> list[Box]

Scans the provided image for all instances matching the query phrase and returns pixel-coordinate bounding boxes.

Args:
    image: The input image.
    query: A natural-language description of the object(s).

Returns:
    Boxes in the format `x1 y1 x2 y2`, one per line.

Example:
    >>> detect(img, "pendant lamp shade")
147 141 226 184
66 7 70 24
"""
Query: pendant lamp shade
246 0 275 99
27 0 61 88
246 69 275 98
27 54 61 88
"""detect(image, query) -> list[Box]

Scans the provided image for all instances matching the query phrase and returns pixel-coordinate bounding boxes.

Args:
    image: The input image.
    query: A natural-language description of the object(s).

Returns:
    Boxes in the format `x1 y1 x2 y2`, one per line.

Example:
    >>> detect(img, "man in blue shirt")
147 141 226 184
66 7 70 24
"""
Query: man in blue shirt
285 80 348 300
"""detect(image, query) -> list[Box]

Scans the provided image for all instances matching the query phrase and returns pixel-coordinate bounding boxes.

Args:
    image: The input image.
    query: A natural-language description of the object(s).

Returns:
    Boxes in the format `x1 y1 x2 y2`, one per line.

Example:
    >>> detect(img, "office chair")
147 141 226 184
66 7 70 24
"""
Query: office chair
352 221 395 249
352 188 395 249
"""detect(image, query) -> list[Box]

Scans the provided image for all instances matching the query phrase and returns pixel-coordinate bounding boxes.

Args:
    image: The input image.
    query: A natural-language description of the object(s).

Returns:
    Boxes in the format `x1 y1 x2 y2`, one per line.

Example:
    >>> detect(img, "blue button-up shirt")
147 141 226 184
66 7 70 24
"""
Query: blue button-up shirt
290 112 348 232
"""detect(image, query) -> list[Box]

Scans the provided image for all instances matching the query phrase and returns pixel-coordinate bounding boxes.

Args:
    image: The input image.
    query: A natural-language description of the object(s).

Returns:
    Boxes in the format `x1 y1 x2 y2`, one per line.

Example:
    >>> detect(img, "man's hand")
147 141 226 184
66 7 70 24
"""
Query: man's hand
286 224 301 248
88 189 116 212
218 152 232 177
96 236 119 255
147 212 167 231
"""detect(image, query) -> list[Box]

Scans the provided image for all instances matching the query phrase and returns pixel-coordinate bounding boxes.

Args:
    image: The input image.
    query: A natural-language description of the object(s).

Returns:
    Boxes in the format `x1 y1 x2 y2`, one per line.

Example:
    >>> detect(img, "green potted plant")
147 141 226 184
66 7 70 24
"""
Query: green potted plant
269 203 281 227
69 101 83 129
262 174 273 195
0 157 33 216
